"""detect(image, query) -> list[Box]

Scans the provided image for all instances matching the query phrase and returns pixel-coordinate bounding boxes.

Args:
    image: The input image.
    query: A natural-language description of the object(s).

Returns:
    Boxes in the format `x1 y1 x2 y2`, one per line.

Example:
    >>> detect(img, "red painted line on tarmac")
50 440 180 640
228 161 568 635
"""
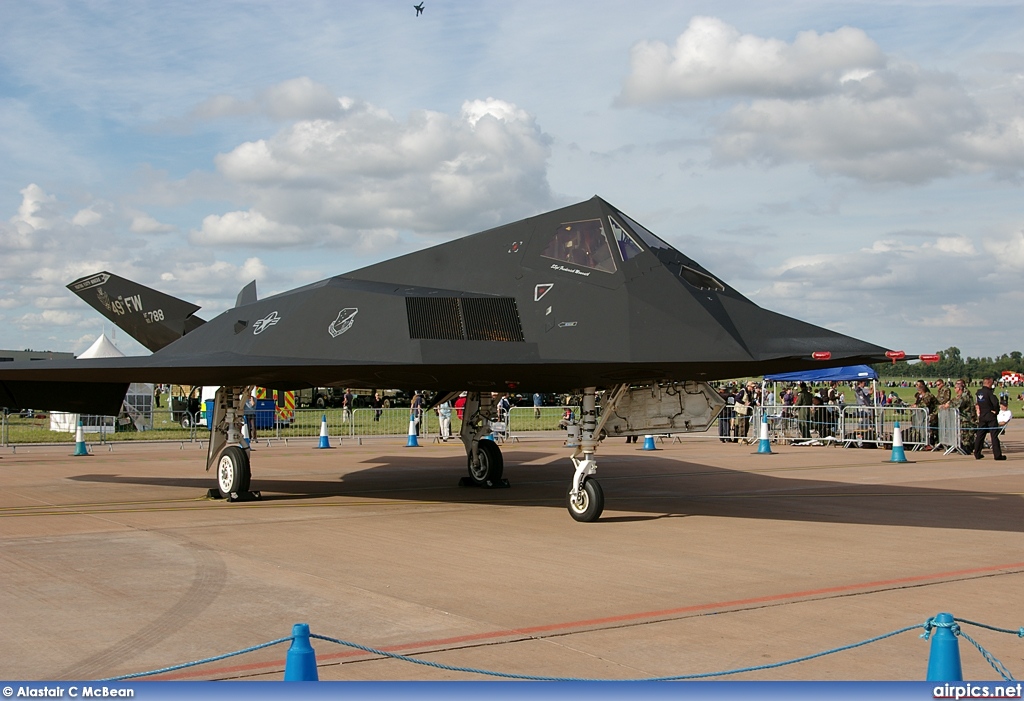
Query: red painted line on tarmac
150 559 1024 680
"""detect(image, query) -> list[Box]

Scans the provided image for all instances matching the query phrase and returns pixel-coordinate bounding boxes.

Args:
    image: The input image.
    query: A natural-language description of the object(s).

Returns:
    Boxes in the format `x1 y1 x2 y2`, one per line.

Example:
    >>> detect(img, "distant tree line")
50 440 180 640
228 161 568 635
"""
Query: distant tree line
874 346 1024 379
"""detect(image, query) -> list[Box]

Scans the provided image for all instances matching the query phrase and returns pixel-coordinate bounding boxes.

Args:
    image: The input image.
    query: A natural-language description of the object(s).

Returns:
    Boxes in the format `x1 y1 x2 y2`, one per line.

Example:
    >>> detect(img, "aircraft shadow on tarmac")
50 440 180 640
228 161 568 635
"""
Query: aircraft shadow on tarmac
69 447 1022 533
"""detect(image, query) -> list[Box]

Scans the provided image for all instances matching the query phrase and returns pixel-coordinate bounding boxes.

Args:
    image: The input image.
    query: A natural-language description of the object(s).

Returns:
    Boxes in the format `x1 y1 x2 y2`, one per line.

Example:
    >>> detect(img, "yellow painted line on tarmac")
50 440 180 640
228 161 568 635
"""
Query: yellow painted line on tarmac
0 497 492 518
0 496 207 513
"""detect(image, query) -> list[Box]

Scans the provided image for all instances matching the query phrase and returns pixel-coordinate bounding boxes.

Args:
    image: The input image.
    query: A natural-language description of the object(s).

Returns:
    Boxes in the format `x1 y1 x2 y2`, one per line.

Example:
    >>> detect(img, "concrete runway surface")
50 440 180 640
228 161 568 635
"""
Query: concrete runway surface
1 424 1021 681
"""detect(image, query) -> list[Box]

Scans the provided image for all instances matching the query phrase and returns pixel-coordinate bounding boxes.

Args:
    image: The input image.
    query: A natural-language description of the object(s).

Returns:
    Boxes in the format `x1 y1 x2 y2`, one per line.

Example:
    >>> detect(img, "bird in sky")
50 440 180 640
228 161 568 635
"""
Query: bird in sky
414 3 424 16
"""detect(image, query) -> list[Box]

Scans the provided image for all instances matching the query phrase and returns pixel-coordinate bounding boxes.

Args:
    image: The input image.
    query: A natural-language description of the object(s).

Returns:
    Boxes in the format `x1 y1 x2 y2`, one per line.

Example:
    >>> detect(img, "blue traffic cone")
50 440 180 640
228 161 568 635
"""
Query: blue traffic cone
406 412 420 447
317 415 331 449
888 421 907 463
925 613 962 681
642 434 656 450
283 623 319 681
73 420 89 456
756 414 773 454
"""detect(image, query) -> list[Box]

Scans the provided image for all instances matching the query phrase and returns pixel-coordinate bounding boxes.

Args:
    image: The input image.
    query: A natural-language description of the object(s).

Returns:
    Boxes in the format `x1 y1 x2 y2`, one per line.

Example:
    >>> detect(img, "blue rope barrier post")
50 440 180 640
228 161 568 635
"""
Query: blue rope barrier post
284 623 319 681
926 613 963 681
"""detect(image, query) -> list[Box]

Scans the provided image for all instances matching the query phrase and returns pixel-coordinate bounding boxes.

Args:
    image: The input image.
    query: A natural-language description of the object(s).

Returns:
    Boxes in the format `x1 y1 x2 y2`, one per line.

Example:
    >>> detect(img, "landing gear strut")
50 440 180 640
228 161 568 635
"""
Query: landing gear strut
205 386 261 501
565 385 616 522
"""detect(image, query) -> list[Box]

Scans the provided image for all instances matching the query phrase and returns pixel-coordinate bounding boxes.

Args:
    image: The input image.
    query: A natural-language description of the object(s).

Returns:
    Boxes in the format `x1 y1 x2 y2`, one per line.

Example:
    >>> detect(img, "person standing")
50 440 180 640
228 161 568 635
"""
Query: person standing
437 399 452 441
734 381 756 443
533 392 543 419
411 391 424 436
342 388 354 423
954 379 975 451
935 379 951 409
797 382 813 441
718 384 735 443
914 381 939 449
974 375 1005 460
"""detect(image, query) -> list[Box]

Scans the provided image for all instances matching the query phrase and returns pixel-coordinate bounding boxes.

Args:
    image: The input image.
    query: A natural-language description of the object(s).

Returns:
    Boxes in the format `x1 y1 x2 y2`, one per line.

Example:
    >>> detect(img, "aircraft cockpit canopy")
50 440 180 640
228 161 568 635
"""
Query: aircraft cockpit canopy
541 219 617 273
608 217 643 262
534 208 726 293
615 210 726 292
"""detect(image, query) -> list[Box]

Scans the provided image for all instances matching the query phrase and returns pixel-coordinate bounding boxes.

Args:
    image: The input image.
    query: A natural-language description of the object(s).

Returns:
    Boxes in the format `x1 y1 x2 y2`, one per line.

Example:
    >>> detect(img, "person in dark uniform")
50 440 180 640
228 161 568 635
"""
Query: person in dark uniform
718 384 735 443
797 382 813 440
914 380 939 449
973 375 1005 460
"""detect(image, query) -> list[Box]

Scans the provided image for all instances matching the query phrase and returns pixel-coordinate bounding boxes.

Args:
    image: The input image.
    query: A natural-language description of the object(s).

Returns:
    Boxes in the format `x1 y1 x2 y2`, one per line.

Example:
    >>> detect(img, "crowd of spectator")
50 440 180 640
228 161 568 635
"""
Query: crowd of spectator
711 374 1017 450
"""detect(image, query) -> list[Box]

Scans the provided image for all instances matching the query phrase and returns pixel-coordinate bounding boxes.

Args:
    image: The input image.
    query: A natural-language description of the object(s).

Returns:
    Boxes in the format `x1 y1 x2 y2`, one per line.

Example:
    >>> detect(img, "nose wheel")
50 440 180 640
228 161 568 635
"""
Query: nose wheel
567 478 604 522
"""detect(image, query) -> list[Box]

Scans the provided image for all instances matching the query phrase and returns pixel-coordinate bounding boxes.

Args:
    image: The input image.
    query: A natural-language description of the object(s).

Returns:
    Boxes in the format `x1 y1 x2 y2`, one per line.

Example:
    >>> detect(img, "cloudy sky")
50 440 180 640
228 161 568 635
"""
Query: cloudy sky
1 1 1022 359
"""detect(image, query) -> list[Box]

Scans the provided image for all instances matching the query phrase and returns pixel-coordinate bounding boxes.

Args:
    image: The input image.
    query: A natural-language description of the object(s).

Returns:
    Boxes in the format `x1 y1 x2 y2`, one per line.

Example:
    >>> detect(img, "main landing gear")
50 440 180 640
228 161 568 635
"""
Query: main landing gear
205 386 260 502
458 391 508 488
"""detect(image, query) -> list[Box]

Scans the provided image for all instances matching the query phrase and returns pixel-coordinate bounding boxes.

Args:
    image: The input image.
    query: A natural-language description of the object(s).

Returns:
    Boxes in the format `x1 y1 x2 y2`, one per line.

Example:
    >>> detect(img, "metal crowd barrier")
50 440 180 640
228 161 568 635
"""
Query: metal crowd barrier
840 405 929 450
750 406 843 445
260 407 458 441
938 407 965 455
749 405 932 450
506 406 580 440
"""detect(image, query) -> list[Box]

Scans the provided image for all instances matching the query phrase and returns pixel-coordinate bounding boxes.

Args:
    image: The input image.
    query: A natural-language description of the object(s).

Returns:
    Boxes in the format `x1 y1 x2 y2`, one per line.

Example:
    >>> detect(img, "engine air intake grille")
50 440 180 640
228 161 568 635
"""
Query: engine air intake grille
407 297 524 342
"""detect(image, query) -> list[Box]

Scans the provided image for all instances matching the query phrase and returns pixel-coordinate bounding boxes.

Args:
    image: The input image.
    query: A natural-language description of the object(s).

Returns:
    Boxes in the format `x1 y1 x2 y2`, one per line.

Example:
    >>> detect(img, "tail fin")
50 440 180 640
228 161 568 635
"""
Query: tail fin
68 272 206 352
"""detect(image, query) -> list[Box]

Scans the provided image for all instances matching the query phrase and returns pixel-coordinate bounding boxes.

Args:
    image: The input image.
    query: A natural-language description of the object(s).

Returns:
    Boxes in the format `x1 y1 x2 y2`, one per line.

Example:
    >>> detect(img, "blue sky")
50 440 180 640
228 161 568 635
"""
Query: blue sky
1 1 1022 358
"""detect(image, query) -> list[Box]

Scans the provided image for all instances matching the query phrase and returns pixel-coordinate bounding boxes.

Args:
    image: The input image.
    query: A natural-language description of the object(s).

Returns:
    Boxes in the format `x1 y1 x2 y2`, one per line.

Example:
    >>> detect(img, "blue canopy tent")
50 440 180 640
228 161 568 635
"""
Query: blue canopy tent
764 364 880 411
764 365 878 383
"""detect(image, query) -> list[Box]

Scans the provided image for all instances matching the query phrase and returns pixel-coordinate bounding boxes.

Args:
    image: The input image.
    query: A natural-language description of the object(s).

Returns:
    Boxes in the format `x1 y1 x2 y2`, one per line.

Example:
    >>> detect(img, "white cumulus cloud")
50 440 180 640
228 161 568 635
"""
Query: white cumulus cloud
621 17 1024 183
746 225 1023 350
619 16 886 103
194 93 554 249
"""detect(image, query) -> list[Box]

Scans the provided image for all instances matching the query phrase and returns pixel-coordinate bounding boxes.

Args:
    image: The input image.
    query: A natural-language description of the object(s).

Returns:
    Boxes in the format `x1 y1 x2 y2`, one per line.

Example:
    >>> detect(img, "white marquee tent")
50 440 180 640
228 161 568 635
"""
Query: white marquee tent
50 335 154 433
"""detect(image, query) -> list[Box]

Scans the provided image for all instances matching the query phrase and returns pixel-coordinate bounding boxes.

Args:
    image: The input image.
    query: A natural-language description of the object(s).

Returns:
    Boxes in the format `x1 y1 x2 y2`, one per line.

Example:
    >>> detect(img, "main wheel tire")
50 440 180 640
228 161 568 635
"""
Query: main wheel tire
216 446 251 498
467 439 503 485
567 478 604 522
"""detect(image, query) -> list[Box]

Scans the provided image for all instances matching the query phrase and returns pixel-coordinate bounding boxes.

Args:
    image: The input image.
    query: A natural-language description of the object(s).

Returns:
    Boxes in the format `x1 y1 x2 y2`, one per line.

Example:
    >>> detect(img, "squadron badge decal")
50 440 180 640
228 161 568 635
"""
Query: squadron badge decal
329 308 358 338
252 311 281 335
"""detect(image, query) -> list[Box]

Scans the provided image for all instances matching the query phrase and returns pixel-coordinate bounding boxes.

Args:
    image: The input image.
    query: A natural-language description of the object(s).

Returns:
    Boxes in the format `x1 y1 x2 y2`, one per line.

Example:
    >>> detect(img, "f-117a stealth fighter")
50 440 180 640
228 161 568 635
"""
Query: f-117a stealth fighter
0 196 895 521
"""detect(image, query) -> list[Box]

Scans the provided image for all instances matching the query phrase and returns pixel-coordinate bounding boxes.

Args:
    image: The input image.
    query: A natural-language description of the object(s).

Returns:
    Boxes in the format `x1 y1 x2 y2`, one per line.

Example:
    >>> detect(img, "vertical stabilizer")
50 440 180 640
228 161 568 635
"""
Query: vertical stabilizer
68 272 206 352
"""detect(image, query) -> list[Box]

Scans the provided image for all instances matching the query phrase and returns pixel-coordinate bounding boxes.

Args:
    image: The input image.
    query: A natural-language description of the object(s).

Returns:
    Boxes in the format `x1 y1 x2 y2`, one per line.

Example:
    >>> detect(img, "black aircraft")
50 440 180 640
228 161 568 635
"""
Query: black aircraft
0 196 897 521
414 3 424 16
